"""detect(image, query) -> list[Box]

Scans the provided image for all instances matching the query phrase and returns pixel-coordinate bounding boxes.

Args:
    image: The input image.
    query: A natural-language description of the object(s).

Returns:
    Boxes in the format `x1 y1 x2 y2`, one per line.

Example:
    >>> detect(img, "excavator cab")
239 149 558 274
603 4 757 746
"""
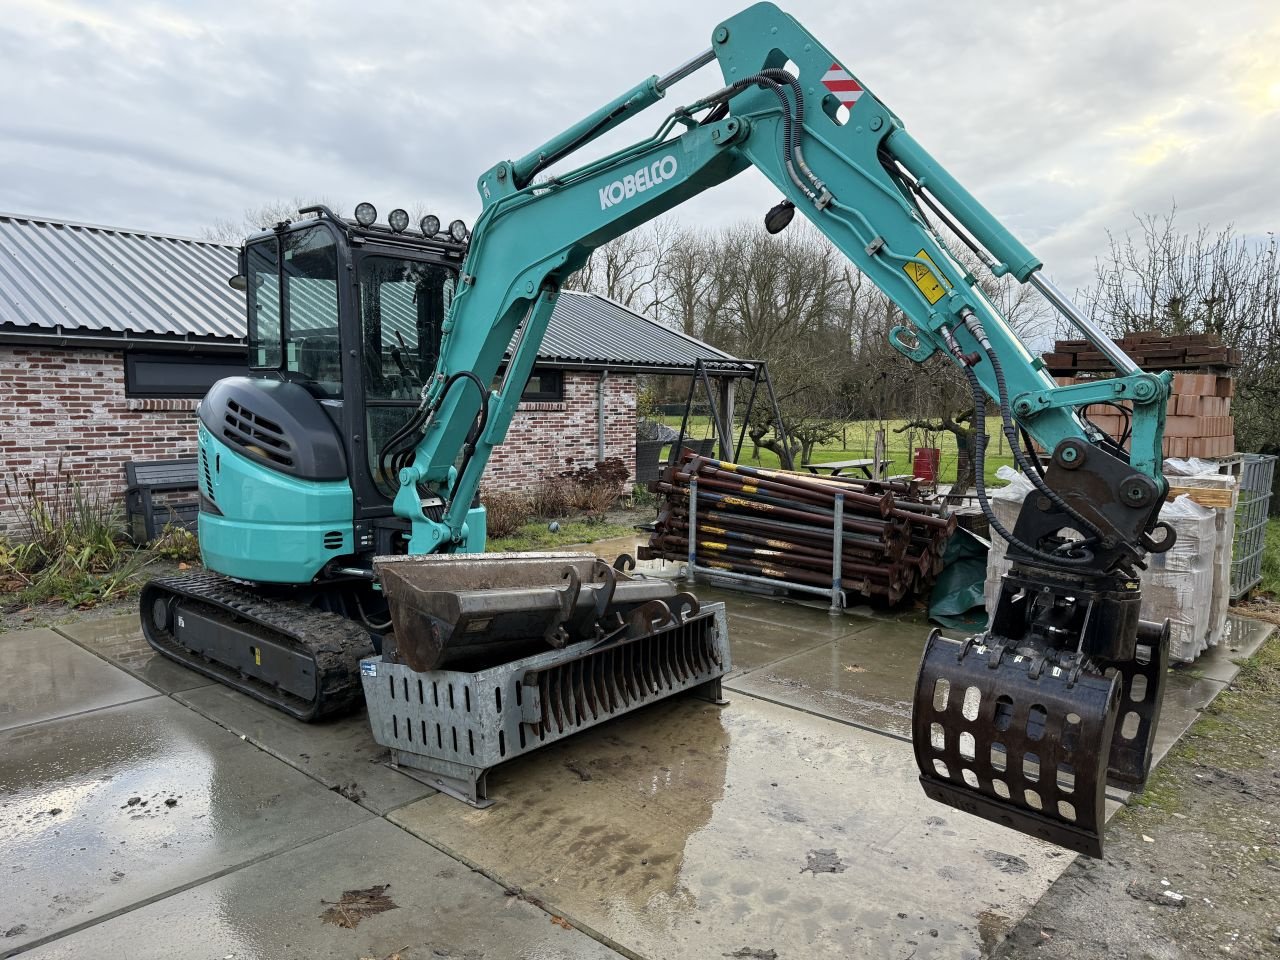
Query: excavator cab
228 205 467 567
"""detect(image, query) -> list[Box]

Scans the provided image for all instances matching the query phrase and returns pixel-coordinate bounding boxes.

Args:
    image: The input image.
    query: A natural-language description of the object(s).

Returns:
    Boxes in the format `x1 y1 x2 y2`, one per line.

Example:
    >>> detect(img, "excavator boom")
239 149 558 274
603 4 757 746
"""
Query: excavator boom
381 3 1173 854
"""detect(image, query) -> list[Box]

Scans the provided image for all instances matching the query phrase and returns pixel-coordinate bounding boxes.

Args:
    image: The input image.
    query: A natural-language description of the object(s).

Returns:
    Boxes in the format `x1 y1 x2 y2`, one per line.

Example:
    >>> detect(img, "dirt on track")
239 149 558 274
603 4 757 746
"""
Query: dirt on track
993 627 1280 959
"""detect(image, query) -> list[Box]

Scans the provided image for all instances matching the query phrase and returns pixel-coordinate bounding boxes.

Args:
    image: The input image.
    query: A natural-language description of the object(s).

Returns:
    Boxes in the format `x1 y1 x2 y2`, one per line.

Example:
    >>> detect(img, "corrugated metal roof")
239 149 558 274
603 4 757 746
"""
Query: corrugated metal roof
537 291 747 372
0 212 244 342
0 212 746 372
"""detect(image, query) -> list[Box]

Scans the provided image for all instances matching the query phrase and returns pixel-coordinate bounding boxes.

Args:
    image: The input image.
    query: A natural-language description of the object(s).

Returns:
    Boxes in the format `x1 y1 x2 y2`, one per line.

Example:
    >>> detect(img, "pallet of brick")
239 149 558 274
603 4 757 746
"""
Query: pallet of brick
1053 371 1235 460
983 469 1233 662
1044 332 1237 375
1163 467 1238 648
1139 496 1217 661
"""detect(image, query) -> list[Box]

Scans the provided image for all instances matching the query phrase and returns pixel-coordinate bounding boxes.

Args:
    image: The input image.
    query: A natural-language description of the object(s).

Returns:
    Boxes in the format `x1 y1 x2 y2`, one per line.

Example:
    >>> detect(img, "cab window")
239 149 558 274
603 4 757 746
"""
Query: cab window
245 225 343 397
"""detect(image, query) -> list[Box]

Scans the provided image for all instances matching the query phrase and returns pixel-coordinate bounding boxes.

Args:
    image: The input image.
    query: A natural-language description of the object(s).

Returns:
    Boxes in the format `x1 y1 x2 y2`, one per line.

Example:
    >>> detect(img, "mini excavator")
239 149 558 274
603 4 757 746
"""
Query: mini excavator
143 3 1173 856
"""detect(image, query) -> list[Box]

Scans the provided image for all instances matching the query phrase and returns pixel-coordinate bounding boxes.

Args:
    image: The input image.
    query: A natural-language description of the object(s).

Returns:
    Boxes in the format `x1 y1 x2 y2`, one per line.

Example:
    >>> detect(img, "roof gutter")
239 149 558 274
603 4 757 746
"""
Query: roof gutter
531 359 758 377
0 329 247 354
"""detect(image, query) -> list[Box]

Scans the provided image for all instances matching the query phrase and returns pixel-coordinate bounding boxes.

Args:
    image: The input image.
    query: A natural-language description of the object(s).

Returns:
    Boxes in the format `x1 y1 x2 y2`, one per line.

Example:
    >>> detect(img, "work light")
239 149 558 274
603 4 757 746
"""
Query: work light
354 202 377 227
420 214 440 237
448 219 468 242
388 208 409 233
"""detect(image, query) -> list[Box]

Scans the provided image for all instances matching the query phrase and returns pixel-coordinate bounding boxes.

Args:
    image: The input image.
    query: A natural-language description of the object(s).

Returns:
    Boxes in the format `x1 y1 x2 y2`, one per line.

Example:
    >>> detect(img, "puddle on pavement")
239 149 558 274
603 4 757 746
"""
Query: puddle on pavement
726 619 941 738
390 694 1069 960
1147 667 1229 767
174 683 434 815
53 615 213 694
0 697 366 950
1191 615 1274 682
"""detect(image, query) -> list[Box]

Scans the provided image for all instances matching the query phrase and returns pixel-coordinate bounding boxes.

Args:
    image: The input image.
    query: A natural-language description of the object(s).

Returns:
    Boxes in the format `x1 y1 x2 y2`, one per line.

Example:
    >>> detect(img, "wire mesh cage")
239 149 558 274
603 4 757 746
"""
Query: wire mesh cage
1220 453 1277 599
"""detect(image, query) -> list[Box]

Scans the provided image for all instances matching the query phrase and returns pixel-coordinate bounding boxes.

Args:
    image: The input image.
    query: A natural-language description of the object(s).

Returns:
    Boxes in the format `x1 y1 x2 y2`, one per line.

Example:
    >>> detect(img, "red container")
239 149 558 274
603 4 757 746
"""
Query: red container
913 447 941 482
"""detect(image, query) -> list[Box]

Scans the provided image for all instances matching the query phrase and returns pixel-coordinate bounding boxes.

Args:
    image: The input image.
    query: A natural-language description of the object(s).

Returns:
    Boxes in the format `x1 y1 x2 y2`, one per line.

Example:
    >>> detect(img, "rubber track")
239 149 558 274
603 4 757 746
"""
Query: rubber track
141 573 374 722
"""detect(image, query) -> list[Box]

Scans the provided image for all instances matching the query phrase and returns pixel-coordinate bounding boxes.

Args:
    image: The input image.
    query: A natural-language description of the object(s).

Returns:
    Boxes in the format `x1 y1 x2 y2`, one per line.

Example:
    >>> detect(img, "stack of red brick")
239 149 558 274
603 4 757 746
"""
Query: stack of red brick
1053 372 1235 459
1044 331 1237 460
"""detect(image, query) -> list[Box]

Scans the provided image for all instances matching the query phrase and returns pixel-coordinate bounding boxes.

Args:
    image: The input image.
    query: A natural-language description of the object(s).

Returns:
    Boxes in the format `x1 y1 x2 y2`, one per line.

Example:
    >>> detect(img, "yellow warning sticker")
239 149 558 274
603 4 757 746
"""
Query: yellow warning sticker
903 249 947 304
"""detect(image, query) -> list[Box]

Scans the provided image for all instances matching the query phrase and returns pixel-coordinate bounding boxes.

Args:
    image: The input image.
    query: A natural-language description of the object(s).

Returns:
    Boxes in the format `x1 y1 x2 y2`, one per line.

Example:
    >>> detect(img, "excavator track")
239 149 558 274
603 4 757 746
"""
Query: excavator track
140 573 374 722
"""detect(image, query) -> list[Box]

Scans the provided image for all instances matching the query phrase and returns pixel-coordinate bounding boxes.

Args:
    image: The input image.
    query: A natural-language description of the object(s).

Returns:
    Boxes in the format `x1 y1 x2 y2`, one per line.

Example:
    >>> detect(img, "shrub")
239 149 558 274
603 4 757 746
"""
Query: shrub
1 463 148 607
526 479 571 519
3 465 127 575
150 523 201 563
483 491 533 539
558 458 630 522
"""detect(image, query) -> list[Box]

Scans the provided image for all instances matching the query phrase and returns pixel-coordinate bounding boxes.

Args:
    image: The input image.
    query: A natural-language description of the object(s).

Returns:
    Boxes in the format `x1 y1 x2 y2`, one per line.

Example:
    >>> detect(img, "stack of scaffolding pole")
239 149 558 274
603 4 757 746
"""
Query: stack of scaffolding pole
639 451 956 608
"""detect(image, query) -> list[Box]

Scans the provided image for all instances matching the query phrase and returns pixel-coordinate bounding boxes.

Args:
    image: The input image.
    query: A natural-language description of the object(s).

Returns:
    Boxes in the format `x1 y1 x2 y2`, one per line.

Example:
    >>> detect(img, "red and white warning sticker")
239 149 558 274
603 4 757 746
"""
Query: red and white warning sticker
821 62 864 109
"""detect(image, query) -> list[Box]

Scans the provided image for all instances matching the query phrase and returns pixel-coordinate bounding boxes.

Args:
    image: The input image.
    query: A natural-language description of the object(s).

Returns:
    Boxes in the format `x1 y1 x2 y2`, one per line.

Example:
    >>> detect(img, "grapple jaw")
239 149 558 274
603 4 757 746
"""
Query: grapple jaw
912 563 1170 858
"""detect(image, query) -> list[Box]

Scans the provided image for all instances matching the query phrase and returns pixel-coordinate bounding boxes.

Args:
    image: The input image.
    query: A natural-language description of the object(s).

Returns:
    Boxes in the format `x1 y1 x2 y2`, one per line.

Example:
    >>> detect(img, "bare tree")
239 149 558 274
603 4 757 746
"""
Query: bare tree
566 222 678 315
200 198 349 244
1083 210 1280 453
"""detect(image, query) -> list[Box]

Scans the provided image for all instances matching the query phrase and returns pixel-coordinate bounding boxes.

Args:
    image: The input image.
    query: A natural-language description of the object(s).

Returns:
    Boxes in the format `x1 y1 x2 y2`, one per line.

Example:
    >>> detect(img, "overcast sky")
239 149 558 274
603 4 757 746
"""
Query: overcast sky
1 0 1276 294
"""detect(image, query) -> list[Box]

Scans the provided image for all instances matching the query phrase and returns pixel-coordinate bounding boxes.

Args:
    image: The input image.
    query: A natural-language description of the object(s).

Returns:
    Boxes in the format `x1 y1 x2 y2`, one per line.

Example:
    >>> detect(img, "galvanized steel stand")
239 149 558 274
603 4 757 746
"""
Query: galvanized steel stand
682 471 848 611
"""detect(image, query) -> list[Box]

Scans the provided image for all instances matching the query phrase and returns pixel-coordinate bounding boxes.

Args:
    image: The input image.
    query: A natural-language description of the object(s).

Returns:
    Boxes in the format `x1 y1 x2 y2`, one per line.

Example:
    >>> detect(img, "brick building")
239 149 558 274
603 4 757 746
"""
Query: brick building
0 212 746 535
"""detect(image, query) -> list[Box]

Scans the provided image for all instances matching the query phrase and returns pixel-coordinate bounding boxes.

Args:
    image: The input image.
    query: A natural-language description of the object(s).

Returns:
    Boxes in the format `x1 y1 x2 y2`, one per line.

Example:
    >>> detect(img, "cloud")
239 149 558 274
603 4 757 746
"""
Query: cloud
0 0 1273 310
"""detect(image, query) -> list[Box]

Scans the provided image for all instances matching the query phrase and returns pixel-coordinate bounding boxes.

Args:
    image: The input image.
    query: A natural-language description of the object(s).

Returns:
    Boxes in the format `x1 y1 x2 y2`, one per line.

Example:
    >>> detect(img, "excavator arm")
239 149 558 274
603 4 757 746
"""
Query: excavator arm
387 1 1175 855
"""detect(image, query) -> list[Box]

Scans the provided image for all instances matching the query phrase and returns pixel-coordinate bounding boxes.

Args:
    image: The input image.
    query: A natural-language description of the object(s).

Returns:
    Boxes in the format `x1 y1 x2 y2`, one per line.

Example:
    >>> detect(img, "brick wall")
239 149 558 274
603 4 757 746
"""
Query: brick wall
483 371 638 492
0 345 638 535
0 346 199 535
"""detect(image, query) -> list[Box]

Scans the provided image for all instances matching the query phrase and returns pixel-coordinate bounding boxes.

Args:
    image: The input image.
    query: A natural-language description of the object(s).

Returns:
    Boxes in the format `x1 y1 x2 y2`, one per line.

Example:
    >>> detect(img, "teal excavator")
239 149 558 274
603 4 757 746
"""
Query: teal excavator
142 2 1174 856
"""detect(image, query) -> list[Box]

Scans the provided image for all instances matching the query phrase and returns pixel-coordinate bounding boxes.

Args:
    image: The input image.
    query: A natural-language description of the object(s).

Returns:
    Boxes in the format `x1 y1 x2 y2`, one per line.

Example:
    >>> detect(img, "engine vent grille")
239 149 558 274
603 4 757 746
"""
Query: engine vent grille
199 446 216 503
323 531 344 550
223 399 293 467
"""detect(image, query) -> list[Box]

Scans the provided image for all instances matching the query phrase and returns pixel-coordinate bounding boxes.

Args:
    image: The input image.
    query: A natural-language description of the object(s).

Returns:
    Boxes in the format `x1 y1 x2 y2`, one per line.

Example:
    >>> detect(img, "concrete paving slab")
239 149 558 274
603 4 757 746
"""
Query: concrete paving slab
21 818 622 960
723 616 844 677
0 696 371 952
1149 668 1228 769
175 683 435 815
53 614 214 694
0 627 157 731
725 618 940 738
390 695 1073 960
1191 616 1274 682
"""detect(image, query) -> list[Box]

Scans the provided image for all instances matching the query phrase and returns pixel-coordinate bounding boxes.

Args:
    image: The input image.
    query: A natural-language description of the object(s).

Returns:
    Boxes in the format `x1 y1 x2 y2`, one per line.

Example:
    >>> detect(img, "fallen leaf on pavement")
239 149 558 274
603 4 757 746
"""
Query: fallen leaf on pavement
319 884 398 929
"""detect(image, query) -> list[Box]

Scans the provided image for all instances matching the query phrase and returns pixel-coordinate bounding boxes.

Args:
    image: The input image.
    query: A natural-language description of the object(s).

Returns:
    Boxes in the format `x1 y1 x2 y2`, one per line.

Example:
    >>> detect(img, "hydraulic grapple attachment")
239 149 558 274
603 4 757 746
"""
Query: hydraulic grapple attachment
912 563 1170 857
365 552 731 804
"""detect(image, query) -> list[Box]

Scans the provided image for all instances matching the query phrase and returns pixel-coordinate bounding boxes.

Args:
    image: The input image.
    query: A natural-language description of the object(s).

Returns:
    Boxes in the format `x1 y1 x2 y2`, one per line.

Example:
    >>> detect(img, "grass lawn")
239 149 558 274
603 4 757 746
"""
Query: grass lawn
487 519 635 552
656 414 1018 485
1260 517 1280 596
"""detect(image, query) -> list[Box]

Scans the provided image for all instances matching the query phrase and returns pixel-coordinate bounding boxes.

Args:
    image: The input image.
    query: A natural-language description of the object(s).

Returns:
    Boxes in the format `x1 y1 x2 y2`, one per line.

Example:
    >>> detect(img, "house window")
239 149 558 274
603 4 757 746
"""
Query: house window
491 367 564 403
124 352 249 398
521 369 563 402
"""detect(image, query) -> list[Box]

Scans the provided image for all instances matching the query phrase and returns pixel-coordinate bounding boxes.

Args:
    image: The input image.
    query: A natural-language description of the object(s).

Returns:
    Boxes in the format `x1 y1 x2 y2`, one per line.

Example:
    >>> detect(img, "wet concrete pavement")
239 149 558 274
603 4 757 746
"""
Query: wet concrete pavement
0 582 1269 959
0 627 157 731
20 818 618 960
390 695 1072 960
0 697 370 953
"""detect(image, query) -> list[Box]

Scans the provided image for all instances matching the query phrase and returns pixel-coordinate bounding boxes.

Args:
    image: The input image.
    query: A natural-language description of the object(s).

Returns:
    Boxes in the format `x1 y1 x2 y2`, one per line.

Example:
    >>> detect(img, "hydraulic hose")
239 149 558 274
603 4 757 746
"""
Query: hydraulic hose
440 370 493 503
376 370 491 497
963 314 1105 542
960 360 1096 567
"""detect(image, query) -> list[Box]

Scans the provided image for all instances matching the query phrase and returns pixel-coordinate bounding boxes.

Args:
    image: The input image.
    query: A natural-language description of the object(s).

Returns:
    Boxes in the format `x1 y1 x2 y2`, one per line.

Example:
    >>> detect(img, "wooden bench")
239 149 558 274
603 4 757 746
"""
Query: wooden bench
125 458 199 543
